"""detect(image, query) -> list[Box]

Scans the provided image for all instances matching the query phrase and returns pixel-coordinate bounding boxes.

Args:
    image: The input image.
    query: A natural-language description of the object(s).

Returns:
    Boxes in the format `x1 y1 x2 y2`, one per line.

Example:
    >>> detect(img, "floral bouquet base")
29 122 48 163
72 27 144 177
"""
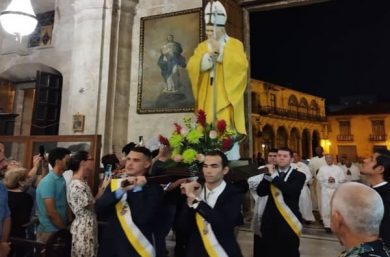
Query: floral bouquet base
159 109 238 175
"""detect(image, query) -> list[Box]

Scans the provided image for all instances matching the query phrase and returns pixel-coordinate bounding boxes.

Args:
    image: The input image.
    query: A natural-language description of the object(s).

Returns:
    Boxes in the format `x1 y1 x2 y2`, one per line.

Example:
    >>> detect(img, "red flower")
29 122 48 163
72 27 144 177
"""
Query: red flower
217 119 227 133
197 109 207 127
159 135 170 146
174 123 182 134
222 137 233 151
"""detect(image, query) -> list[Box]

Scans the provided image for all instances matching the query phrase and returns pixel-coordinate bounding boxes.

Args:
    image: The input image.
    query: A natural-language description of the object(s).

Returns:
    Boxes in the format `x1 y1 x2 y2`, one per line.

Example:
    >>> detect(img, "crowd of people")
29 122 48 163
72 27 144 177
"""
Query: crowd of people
0 139 389 257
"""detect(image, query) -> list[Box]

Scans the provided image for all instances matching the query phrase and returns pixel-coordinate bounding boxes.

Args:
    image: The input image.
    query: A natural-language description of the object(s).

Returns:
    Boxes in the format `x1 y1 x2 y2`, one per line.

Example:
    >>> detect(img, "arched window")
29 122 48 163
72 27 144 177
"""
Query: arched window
310 100 320 115
288 95 298 113
299 98 309 114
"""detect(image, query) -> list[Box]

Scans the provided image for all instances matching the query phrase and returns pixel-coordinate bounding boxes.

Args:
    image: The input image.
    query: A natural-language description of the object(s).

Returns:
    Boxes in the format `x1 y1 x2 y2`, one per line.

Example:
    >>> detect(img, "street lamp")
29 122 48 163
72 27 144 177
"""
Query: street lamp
0 0 38 40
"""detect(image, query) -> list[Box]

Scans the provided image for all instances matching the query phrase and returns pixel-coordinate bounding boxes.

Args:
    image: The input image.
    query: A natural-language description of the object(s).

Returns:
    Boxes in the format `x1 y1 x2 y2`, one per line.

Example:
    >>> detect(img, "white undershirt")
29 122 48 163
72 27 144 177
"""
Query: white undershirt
201 180 227 208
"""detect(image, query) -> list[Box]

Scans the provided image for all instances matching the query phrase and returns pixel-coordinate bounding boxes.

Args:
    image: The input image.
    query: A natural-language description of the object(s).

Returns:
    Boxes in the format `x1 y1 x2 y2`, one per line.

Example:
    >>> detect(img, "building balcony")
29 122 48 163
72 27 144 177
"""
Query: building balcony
337 134 354 141
252 105 327 122
369 134 387 141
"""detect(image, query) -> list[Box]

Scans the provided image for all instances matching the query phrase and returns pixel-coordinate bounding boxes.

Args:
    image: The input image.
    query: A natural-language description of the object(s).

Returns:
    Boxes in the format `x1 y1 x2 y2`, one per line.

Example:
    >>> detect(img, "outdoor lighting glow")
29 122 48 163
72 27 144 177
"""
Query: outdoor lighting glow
0 0 38 37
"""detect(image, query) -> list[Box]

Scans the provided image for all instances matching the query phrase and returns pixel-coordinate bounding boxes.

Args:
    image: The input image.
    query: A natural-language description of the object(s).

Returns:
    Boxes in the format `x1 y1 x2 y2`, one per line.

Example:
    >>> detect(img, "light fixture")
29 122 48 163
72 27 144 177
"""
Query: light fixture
0 0 38 40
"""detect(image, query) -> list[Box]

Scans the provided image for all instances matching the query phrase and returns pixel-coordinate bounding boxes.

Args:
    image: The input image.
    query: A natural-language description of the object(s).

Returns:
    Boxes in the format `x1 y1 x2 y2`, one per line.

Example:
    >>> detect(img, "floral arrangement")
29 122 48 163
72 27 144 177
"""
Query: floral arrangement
159 109 237 174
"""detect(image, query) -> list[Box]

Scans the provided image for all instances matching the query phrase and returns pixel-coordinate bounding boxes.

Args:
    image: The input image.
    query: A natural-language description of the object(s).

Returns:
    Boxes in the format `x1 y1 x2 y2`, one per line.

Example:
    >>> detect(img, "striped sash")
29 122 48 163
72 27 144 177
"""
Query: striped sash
270 183 302 236
111 179 155 257
195 213 228 257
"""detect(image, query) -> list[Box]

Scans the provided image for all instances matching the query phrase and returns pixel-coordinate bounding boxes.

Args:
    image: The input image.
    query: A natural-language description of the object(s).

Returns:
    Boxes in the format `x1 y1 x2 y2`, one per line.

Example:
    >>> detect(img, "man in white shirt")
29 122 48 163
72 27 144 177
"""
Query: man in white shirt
308 146 327 212
248 148 278 257
316 154 345 232
292 152 315 223
178 150 244 257
340 159 360 182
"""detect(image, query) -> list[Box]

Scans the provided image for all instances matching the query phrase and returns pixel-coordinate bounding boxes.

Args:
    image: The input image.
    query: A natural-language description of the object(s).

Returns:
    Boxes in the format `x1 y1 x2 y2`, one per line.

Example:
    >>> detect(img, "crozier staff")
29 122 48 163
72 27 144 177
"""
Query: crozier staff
187 0 248 135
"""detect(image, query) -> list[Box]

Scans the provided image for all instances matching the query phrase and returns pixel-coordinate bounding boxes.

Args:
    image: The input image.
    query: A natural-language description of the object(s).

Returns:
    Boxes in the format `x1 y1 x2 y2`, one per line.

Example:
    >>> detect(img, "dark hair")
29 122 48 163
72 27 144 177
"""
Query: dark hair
101 154 119 170
375 154 390 182
268 148 278 154
205 150 228 168
278 147 293 157
68 151 89 172
122 142 136 156
131 146 152 159
374 149 390 158
48 147 71 168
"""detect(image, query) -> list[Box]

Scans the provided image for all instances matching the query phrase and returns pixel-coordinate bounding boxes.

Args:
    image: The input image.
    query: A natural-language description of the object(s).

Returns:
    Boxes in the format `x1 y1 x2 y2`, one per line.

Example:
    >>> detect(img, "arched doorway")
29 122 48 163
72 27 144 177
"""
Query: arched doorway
302 129 311 159
262 124 275 153
312 130 321 154
276 126 288 148
290 127 300 154
0 63 62 136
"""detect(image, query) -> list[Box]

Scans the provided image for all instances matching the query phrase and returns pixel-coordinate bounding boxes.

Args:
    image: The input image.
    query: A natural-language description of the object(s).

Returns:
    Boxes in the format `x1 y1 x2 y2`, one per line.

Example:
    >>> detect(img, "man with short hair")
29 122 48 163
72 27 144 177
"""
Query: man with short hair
361 149 390 247
96 146 164 257
340 159 361 182
256 147 306 257
331 182 390 256
178 150 244 257
248 148 277 257
317 154 345 232
36 147 71 243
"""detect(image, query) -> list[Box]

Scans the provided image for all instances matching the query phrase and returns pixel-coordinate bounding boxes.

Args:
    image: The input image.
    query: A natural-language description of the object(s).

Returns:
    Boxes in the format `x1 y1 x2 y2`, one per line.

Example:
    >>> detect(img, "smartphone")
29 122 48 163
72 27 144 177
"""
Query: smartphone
39 145 45 157
104 164 112 177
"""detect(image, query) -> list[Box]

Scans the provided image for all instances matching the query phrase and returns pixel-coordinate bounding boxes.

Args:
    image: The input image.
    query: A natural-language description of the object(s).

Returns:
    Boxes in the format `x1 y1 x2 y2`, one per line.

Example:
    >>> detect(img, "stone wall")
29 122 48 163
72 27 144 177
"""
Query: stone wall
126 0 202 151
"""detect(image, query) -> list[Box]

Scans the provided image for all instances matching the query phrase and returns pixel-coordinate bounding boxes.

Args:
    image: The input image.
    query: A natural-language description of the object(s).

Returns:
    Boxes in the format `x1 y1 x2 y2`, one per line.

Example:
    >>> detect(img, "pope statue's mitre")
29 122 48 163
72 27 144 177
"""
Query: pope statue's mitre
204 1 227 27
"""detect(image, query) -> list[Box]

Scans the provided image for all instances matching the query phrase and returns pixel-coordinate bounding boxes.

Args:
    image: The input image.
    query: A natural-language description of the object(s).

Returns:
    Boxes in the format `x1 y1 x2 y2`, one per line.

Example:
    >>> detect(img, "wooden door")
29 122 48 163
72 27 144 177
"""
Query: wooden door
30 71 62 135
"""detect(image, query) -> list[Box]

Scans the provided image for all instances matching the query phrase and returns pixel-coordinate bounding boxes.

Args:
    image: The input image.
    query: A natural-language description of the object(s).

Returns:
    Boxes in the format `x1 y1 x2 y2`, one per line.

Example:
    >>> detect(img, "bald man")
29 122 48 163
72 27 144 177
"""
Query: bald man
331 182 390 256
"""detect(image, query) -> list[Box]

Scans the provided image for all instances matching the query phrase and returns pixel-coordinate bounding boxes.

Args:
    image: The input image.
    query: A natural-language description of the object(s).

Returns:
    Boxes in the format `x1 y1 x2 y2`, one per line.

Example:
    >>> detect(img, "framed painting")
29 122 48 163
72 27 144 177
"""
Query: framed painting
72 114 85 132
137 8 203 114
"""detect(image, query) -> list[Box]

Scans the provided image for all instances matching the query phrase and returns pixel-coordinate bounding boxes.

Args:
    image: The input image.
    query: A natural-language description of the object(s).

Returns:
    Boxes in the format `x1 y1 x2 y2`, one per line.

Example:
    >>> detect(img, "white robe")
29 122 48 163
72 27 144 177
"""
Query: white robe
308 156 326 212
340 164 361 182
292 162 315 222
248 174 268 236
316 165 345 228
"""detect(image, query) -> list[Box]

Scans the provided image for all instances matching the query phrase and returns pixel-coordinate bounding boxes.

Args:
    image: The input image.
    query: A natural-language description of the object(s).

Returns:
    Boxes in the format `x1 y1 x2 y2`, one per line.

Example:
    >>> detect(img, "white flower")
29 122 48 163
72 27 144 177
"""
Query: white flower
180 128 188 136
209 130 217 139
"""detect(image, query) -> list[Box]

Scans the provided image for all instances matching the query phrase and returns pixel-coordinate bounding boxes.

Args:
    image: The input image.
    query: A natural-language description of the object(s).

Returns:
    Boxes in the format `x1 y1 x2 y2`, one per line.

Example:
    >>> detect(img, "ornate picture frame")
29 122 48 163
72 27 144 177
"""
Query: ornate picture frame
137 8 203 114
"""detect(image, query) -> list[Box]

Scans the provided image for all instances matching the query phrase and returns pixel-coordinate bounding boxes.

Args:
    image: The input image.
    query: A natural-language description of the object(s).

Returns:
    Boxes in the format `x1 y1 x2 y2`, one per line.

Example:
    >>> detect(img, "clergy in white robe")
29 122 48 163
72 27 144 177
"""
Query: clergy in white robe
308 146 327 212
340 160 361 182
292 153 315 222
316 154 346 230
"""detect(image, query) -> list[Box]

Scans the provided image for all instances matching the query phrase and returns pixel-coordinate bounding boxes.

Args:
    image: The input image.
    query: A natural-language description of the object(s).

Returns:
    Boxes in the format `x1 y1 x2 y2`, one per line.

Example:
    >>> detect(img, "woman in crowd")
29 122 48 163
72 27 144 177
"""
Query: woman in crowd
4 168 34 257
4 168 33 238
67 151 97 257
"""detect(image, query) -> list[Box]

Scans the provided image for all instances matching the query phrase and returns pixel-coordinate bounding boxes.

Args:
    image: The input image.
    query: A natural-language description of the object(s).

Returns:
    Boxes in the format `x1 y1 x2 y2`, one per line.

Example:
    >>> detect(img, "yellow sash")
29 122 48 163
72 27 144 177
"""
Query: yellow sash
195 213 228 257
270 184 302 236
111 179 155 257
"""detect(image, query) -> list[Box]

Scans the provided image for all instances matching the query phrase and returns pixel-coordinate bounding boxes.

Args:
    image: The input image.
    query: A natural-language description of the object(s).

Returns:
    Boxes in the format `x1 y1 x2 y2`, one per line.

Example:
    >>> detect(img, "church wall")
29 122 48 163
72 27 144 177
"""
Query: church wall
126 0 202 148
0 0 77 134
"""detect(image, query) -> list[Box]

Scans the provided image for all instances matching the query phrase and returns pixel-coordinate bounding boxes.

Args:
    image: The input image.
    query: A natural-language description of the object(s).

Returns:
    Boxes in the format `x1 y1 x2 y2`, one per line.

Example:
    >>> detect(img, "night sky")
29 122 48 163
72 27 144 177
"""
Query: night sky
250 0 390 104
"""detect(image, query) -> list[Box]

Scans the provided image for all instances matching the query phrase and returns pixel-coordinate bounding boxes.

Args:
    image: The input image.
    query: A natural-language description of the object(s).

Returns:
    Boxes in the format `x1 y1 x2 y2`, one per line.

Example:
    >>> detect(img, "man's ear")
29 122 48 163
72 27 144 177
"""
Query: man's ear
375 165 385 174
223 166 229 175
331 210 343 232
144 159 152 170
